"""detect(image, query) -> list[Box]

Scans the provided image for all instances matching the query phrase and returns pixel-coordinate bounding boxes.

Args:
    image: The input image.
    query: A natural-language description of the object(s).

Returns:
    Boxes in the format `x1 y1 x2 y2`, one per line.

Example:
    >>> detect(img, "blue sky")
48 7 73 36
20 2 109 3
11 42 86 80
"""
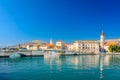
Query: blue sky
0 0 120 46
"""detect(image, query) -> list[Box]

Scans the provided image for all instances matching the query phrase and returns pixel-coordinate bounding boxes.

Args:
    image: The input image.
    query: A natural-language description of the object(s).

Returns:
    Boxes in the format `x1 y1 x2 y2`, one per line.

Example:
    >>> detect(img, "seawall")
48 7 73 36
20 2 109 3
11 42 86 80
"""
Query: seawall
0 50 120 57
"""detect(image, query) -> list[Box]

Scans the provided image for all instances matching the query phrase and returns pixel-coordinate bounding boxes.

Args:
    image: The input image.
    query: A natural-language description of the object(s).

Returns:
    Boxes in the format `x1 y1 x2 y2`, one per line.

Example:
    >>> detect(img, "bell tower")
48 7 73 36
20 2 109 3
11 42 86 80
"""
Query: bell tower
50 38 53 44
100 31 105 49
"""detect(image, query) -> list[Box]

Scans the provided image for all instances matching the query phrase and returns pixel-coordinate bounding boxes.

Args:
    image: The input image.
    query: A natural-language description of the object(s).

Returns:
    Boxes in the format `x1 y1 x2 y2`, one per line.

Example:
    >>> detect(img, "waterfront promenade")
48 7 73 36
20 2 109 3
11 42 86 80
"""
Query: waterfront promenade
0 50 70 57
0 50 120 57
0 50 43 57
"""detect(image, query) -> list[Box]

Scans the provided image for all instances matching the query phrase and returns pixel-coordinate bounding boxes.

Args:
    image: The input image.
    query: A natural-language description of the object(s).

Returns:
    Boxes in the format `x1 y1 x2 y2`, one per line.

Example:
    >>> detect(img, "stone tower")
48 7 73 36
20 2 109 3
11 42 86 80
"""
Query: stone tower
100 31 105 49
50 38 53 44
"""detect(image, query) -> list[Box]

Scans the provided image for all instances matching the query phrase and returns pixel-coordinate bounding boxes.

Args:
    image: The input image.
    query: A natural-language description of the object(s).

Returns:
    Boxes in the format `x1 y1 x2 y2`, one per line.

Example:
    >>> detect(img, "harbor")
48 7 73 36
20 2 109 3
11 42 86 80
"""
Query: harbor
1 50 120 58
1 54 120 80
1 31 120 58
0 50 77 57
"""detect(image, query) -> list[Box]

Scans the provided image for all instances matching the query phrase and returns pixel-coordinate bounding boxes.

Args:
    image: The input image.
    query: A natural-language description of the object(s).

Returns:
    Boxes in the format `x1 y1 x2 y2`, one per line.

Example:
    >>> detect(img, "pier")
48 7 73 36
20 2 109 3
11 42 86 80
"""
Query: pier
0 50 120 57
0 50 69 57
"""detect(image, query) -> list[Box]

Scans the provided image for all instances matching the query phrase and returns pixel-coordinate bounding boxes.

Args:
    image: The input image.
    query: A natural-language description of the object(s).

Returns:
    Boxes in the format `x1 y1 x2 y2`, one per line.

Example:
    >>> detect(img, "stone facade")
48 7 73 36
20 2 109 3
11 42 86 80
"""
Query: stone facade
73 40 100 53
56 40 66 49
67 44 74 51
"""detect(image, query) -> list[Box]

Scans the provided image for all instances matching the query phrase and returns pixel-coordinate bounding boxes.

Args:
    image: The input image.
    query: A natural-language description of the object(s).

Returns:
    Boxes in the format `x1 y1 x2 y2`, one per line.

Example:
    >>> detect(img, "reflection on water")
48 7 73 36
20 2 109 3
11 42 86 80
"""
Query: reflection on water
44 54 119 79
99 55 104 79
44 54 110 68
1 54 120 80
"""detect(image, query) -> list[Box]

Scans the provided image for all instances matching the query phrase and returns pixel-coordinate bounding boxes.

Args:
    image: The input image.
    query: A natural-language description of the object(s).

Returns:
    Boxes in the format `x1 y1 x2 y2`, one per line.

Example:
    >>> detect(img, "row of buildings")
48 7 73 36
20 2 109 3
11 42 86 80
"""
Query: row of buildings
7 31 120 53
7 39 67 51
67 31 120 53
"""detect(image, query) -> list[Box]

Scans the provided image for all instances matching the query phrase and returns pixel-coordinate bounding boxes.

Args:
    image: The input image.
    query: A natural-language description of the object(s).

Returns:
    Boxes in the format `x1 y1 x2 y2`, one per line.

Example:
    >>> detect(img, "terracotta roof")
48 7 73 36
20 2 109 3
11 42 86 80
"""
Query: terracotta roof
104 41 118 46
47 43 55 48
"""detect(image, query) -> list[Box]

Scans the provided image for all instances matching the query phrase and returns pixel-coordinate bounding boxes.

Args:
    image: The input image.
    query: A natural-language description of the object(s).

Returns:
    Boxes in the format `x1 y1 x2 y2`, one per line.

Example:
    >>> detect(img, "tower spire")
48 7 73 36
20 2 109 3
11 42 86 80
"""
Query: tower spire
101 30 104 36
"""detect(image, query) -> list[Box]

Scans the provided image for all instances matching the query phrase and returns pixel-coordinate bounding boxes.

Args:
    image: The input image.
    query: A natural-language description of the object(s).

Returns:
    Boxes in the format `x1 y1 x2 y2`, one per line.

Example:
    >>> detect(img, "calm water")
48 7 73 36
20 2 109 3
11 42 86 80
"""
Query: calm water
0 55 120 80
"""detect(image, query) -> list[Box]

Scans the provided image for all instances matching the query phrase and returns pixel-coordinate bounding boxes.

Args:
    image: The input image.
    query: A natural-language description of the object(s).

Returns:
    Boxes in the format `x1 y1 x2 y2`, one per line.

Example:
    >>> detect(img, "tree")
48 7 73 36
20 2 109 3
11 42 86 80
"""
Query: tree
109 45 114 52
116 46 120 52
2 48 7 50
108 45 120 52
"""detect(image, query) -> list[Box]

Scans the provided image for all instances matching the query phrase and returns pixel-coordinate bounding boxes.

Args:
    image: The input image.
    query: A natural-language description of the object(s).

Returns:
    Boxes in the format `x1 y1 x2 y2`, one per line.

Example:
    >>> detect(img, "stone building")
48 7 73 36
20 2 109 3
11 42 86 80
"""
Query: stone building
25 40 48 50
56 40 67 49
8 40 48 51
67 44 74 51
73 40 100 53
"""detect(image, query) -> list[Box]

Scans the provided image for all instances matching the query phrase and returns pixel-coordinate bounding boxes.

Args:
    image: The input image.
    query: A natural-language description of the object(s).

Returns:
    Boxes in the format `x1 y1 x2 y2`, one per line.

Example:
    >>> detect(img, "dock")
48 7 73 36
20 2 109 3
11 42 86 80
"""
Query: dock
0 50 120 57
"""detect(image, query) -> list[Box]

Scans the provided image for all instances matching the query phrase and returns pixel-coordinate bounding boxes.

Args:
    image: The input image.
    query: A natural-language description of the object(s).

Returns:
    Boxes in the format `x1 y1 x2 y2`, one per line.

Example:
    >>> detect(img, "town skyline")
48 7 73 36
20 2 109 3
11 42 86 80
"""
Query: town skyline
1 0 120 46
1 31 120 47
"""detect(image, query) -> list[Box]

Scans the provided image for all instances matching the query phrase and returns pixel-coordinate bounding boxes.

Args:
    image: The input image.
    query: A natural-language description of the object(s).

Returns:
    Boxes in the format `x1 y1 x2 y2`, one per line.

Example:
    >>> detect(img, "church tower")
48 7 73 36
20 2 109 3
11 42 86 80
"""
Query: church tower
50 38 53 44
100 31 105 49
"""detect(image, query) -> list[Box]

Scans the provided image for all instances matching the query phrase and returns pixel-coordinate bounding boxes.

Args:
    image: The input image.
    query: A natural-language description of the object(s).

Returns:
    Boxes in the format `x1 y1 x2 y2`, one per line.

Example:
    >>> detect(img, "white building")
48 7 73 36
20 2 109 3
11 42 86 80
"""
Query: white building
22 40 48 50
56 40 66 49
73 40 100 53
67 44 74 51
